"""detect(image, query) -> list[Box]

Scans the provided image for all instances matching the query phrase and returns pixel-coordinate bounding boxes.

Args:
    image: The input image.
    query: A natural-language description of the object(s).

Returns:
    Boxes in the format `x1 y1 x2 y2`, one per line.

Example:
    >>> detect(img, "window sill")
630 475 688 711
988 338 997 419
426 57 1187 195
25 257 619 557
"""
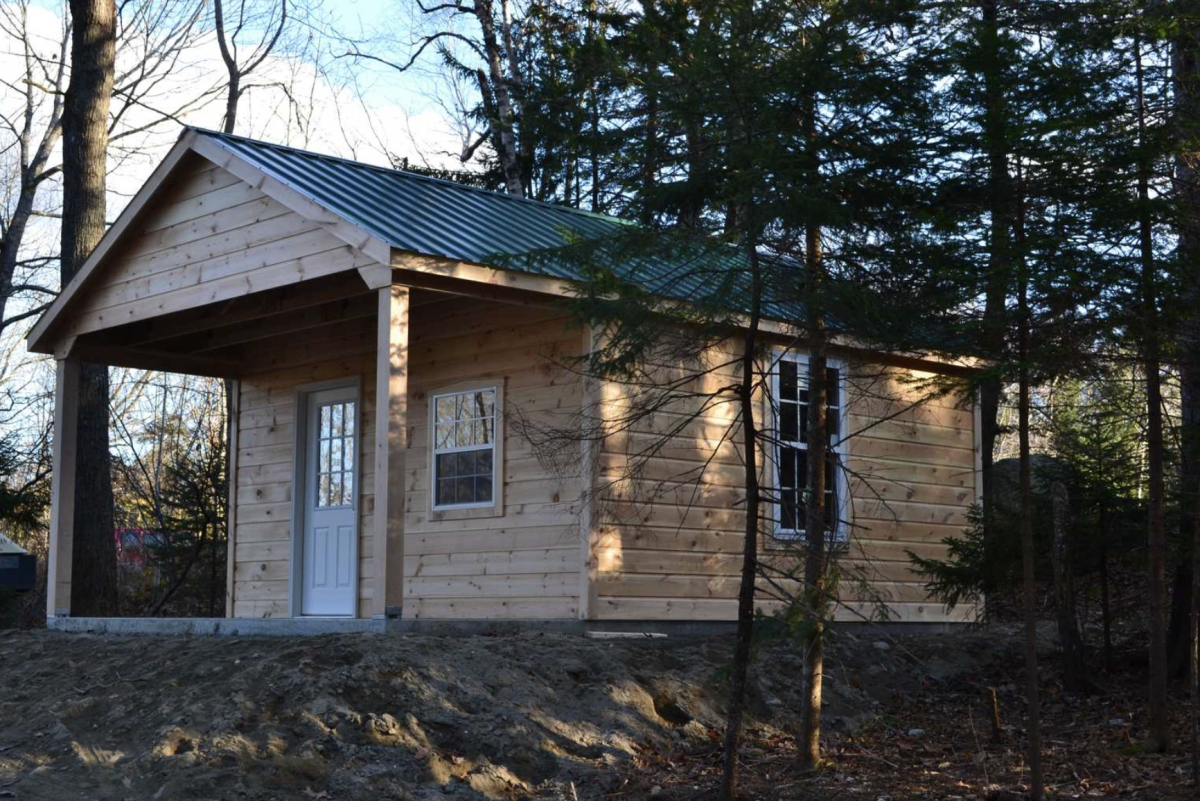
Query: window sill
764 532 849 551
428 503 505 522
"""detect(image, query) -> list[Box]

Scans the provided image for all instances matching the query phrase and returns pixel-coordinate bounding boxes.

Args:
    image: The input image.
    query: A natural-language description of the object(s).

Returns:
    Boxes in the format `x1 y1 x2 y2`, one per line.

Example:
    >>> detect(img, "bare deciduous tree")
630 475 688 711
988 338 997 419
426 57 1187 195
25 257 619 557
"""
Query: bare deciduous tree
337 0 525 194
110 371 227 617
0 2 68 336
213 0 289 134
0 0 220 340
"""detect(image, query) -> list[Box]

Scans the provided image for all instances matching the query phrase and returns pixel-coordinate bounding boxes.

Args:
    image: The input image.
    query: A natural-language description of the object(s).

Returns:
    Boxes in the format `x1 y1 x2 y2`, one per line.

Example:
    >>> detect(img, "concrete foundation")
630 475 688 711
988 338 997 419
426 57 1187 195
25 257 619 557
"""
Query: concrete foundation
47 616 386 636
44 616 967 638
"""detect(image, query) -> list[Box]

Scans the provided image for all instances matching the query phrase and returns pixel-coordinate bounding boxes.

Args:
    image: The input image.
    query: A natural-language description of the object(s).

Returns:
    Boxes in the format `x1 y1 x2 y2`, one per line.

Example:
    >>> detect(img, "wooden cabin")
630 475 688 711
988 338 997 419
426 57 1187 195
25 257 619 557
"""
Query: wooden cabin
29 128 980 628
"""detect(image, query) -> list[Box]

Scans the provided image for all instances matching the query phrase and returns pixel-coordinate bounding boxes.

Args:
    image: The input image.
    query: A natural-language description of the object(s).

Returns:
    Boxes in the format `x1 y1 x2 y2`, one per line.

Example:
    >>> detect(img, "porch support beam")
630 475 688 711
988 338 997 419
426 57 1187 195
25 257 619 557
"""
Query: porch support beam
181 295 376 353
104 274 371 349
390 268 562 309
373 285 409 618
69 343 240 379
46 357 79 618
225 380 240 618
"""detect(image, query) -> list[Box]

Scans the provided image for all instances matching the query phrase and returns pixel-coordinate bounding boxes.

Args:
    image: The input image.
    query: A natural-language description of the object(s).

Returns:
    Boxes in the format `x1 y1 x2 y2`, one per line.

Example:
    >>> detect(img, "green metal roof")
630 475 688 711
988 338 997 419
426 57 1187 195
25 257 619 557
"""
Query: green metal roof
195 128 803 320
195 129 628 268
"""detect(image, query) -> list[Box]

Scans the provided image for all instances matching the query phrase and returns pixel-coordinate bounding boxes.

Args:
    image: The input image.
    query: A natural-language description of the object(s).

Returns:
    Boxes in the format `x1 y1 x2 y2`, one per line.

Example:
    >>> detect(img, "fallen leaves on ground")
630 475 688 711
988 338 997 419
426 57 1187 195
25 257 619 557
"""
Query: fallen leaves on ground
609 623 1195 800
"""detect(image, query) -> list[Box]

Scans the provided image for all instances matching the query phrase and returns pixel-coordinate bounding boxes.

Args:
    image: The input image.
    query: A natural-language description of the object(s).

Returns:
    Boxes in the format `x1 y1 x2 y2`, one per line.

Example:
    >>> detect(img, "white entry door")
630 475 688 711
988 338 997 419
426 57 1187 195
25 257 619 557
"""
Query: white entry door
300 386 358 616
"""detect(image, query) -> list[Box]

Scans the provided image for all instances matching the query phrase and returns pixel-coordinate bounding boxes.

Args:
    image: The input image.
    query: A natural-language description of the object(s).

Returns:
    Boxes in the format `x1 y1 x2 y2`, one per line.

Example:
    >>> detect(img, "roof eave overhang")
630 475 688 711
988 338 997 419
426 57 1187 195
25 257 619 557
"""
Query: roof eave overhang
26 128 979 380
27 130 201 355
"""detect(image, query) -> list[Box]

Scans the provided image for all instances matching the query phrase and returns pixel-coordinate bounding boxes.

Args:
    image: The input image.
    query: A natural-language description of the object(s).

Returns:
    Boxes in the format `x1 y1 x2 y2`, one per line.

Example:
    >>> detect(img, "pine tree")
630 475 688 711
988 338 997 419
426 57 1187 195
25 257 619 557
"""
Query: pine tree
506 0 941 788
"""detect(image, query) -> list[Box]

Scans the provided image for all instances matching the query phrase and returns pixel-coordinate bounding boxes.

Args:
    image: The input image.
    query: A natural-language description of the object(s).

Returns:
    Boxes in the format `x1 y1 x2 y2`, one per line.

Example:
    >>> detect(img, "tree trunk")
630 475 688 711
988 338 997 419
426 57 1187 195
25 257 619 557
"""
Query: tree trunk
798 207 828 773
978 0 1011 518
213 0 242 627
213 0 241 135
1098 501 1114 671
474 0 523 196
719 247 763 801
1144 311 1170 756
499 0 531 189
1192 465 1200 785
1051 481 1086 694
209 520 218 617
1135 31 1171 754
1169 565 1193 678
221 74 240 134
1016 171 1043 801
62 0 118 617
1172 10 1200 777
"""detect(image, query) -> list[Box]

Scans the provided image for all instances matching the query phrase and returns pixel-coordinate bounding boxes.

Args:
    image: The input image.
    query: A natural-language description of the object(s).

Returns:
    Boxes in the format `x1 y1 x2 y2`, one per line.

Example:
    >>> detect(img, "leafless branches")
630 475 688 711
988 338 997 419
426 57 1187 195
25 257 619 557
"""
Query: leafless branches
213 0 289 132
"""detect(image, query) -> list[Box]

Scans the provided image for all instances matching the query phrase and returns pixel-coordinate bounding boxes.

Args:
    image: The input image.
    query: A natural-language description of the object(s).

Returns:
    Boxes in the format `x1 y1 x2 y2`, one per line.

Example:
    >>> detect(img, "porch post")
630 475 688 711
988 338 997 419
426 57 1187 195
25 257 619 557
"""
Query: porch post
373 285 409 618
46 356 80 618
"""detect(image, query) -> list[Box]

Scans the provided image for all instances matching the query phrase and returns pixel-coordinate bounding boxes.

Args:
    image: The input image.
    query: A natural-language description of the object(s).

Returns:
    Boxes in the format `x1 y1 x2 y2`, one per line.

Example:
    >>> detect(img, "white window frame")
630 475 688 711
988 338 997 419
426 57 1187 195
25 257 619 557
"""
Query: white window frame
770 350 850 544
313 397 357 510
429 383 503 513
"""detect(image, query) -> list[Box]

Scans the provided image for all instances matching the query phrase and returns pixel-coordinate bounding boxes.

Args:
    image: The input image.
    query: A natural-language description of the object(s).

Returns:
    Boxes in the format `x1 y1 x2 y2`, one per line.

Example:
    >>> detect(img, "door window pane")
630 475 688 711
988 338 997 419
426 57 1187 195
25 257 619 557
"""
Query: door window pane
315 400 356 509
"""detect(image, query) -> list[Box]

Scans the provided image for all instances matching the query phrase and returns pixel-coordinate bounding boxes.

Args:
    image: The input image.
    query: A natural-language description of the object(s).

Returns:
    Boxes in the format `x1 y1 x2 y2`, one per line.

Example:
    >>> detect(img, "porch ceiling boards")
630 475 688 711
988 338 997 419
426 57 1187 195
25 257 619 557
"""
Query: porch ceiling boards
65 276 451 379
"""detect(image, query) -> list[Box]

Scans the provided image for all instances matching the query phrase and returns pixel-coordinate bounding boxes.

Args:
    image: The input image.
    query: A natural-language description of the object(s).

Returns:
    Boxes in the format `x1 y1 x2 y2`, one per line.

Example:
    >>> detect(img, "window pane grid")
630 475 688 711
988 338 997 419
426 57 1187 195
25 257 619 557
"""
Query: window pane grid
776 359 842 540
316 400 356 508
433 389 497 508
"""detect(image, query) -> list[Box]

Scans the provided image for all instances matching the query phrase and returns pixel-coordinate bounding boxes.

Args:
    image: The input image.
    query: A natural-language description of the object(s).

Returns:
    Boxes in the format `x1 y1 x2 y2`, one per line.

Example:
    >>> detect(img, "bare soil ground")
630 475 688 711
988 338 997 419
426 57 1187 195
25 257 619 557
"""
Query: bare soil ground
0 625 1191 800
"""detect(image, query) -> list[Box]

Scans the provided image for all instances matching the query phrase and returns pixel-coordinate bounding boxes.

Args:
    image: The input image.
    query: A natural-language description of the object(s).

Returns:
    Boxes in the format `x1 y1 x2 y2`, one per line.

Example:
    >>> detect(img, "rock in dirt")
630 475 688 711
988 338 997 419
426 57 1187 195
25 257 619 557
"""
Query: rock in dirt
561 659 589 680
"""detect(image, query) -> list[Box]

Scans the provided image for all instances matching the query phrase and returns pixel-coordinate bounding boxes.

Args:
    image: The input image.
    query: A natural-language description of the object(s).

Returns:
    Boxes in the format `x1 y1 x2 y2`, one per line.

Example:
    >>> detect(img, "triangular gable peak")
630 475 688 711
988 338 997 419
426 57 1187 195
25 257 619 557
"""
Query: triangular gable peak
27 132 392 356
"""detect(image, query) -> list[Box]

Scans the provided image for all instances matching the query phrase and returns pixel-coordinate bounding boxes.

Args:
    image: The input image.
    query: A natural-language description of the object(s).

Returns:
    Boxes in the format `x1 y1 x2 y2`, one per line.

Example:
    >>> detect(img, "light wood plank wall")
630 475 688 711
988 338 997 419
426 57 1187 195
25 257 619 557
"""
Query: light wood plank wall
63 156 368 339
590 343 979 624
231 293 585 620
232 316 378 618
62 149 977 624
402 297 585 620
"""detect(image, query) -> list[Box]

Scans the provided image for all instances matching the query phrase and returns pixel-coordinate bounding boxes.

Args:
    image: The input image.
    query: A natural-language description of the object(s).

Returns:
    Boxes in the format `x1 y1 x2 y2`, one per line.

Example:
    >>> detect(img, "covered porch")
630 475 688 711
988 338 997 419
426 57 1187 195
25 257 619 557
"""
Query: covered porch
43 270 413 620
42 265 581 622
25 128 605 626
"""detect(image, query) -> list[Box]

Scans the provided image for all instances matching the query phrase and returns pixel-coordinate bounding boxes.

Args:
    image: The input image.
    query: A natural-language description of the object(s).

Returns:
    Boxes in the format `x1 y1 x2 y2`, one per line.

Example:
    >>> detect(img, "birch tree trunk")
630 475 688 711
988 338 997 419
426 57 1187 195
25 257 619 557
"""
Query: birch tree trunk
499 0 530 186
474 0 523 196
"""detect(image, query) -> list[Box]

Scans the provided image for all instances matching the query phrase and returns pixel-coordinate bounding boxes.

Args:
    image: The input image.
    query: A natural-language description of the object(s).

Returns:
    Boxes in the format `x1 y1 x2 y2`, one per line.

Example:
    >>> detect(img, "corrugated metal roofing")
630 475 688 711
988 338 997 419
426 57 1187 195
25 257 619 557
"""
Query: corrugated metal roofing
196 128 628 270
194 127 805 320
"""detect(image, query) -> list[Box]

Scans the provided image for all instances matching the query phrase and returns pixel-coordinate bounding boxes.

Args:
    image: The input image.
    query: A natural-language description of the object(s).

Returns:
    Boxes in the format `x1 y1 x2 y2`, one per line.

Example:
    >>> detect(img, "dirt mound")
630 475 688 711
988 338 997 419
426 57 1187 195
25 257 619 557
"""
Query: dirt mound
0 627 1001 800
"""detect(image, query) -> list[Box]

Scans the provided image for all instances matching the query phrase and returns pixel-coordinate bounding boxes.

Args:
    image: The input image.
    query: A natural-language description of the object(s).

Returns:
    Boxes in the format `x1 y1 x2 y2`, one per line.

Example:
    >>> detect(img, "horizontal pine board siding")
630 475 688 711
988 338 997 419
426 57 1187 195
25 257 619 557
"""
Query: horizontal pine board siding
590 346 979 624
232 317 377 619
63 160 367 339
402 297 584 620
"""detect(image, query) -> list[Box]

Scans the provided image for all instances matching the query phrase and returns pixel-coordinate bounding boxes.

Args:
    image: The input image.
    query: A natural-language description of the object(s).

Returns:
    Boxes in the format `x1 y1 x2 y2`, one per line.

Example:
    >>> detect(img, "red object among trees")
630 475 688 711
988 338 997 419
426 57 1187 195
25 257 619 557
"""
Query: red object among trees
113 528 164 568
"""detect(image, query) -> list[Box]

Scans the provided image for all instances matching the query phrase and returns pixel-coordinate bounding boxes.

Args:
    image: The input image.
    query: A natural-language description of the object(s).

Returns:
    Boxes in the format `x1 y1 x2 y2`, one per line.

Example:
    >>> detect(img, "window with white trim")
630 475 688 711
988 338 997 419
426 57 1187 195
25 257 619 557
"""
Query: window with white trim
774 354 847 541
431 387 498 509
